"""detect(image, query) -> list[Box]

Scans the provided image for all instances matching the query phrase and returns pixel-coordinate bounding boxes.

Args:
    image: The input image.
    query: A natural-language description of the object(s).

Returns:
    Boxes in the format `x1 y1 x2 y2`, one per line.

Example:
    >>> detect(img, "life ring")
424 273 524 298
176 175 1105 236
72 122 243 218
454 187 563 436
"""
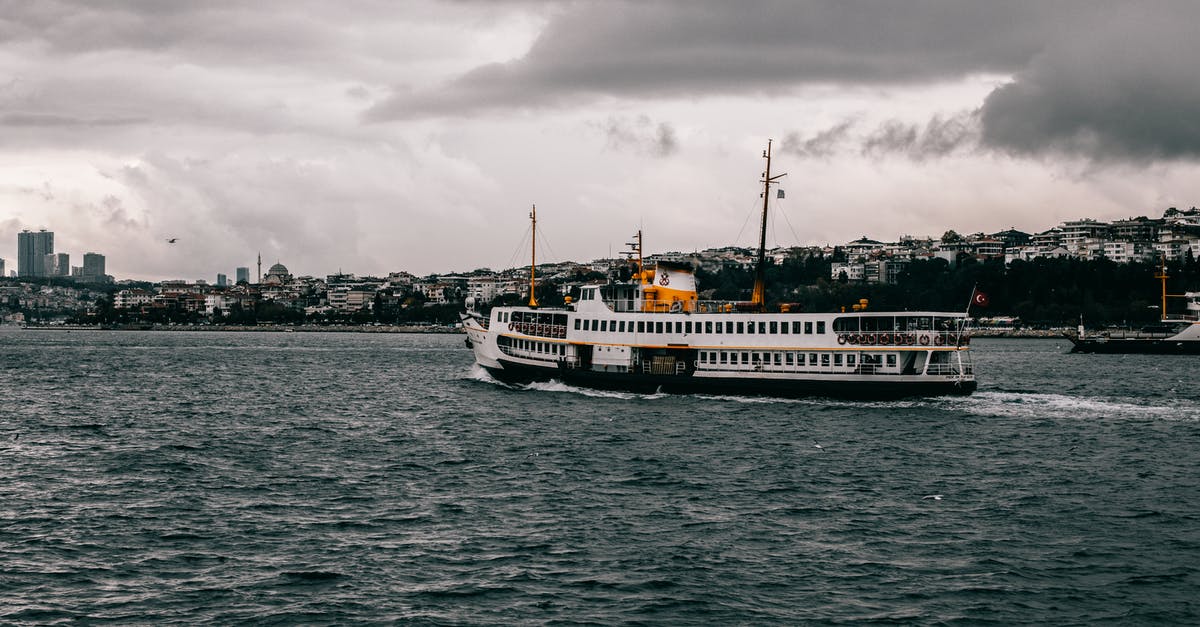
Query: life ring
837 334 847 345
879 334 891 345
866 334 877 345
906 333 916 345
669 301 682 313
919 335 930 346
847 334 858 345
507 322 513 331
934 335 945 346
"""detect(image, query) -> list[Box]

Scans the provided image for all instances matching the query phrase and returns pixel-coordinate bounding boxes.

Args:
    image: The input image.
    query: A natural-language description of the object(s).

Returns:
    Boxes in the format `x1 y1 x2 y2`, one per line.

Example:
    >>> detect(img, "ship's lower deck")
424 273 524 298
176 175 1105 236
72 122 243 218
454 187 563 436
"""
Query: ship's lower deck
486 358 975 399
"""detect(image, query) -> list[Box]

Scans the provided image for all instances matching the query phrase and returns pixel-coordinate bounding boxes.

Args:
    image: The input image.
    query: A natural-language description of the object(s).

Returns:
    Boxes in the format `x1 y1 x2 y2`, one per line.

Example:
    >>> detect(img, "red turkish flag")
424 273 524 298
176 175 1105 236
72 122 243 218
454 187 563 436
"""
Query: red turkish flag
972 290 990 307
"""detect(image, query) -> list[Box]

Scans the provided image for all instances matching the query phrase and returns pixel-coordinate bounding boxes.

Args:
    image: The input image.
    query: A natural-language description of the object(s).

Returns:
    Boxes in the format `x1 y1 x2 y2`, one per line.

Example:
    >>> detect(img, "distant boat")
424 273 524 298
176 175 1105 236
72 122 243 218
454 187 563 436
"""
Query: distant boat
462 141 977 399
1066 261 1200 354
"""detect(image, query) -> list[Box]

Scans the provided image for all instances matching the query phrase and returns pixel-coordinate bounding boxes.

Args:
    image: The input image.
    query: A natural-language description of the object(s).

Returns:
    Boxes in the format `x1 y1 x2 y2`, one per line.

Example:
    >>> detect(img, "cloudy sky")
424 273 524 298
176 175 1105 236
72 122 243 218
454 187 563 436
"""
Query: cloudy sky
3 0 1200 281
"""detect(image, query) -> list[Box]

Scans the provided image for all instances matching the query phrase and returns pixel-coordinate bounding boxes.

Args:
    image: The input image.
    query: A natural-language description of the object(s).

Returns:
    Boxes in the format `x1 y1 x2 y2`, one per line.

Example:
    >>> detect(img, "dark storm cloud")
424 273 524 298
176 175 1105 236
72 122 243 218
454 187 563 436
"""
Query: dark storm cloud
979 8 1200 162
781 119 857 159
863 111 979 160
780 111 978 160
597 116 678 157
367 0 1101 120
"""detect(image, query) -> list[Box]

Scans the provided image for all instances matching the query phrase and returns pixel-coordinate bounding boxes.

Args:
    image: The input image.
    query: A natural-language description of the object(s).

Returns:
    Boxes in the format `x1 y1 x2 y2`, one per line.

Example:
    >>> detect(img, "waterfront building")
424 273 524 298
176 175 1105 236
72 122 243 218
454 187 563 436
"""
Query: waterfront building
1058 219 1110 253
0 258 5 277
217 273 228 287
467 275 499 302
1110 217 1161 242
17 229 53 278
1104 241 1157 264
113 288 153 309
1030 228 1063 252
831 262 865 281
236 267 249 284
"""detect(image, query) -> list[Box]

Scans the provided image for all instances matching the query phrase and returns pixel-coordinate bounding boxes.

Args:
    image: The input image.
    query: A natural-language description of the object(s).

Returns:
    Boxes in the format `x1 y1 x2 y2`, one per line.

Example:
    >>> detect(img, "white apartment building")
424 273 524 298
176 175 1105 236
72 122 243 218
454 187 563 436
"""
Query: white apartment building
830 262 865 281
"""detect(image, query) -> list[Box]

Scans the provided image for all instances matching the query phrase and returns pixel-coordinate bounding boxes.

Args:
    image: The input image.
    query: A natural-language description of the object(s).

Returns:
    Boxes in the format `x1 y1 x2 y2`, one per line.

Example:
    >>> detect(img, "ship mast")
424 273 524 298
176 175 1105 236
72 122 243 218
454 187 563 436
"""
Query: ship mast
1157 257 1168 321
752 139 786 309
528 205 539 308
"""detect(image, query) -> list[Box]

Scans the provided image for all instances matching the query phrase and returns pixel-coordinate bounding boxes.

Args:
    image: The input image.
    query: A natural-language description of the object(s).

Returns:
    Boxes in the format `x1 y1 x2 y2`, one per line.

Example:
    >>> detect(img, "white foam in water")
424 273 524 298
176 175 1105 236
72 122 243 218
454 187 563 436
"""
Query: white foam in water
523 379 669 401
939 390 1200 422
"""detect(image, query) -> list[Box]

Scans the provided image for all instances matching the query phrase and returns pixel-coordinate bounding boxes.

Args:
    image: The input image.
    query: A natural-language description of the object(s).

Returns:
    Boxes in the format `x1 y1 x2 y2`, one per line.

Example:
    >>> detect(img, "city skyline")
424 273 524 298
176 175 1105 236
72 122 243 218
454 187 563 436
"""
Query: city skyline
4 2 1200 281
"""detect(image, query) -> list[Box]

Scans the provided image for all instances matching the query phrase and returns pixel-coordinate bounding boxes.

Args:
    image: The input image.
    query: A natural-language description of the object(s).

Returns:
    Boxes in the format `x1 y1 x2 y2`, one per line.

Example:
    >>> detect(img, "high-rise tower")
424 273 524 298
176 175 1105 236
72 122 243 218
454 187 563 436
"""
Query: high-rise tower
17 229 53 278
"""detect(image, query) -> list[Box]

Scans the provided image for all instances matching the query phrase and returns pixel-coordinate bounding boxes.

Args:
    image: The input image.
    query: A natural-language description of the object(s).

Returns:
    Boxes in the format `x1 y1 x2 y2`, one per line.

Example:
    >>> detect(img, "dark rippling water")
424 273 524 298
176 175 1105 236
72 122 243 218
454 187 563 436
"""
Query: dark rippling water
2 329 1199 624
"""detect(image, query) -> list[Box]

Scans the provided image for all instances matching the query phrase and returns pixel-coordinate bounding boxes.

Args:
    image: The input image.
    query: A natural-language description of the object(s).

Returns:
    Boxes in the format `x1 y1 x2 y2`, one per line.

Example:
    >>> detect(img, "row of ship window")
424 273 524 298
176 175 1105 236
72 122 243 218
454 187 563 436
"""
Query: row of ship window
698 351 897 368
575 318 827 335
497 336 565 357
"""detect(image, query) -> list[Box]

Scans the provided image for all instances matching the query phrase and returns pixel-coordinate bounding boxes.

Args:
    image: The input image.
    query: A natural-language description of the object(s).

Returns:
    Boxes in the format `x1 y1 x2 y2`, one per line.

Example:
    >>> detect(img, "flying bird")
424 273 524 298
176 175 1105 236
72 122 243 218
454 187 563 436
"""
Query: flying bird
165 238 178 244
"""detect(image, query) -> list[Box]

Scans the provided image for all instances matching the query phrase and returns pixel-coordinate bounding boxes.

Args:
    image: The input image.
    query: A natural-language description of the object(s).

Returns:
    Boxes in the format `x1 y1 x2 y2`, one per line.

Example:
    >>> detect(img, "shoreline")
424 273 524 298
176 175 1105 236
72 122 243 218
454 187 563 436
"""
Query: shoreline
14 323 463 334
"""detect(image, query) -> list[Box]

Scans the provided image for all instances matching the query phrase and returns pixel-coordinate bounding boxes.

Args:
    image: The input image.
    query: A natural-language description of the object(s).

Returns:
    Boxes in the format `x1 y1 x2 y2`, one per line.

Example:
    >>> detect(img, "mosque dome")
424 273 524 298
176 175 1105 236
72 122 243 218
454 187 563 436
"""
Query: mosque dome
267 262 289 276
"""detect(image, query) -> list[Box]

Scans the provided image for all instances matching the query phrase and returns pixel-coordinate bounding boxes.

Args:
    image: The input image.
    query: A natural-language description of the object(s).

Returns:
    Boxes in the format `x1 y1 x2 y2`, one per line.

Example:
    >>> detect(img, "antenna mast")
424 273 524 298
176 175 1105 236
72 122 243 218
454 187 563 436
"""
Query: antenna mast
528 205 539 308
752 139 786 309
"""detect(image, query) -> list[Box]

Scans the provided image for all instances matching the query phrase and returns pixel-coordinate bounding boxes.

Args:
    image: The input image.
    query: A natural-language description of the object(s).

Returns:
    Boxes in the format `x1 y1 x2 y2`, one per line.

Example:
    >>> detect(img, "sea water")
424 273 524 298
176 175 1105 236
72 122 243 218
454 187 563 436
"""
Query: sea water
2 329 1198 623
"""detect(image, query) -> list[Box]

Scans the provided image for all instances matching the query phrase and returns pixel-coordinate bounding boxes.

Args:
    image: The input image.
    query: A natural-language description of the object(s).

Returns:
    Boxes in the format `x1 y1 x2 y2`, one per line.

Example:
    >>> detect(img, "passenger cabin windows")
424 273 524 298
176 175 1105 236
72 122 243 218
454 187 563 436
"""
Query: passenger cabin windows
817 321 826 334
804 322 813 334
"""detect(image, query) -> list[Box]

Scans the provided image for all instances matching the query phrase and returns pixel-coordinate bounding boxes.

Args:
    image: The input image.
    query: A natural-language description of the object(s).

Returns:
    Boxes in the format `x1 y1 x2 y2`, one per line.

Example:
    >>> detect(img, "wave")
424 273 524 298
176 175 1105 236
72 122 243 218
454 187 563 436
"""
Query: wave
938 391 1200 422
465 366 1199 420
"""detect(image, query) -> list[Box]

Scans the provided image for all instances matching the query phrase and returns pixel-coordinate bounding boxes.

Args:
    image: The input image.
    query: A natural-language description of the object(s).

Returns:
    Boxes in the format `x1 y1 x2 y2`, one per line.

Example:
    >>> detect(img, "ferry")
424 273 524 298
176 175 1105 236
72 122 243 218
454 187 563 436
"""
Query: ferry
462 141 977 399
1066 261 1200 354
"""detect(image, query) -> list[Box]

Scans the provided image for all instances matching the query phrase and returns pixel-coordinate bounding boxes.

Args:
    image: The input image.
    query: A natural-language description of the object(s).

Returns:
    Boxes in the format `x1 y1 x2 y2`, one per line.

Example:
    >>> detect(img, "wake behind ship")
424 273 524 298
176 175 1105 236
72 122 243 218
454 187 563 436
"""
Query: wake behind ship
462 141 977 399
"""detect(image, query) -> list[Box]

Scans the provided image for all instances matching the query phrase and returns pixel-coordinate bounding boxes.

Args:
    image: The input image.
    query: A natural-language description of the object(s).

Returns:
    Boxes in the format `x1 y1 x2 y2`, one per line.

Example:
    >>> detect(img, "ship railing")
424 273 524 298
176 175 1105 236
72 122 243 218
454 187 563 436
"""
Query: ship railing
505 321 568 338
835 331 969 348
925 363 973 376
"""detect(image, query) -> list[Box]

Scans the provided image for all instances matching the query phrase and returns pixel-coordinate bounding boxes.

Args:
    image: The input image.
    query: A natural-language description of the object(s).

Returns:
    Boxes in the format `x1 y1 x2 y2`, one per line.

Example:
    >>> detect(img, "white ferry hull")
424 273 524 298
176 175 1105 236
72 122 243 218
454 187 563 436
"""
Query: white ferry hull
486 357 974 399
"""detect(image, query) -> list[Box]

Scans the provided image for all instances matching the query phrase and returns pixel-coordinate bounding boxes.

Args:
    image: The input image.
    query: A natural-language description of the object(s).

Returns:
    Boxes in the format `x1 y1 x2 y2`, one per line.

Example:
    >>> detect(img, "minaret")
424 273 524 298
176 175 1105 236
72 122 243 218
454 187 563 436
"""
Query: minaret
257 253 262 284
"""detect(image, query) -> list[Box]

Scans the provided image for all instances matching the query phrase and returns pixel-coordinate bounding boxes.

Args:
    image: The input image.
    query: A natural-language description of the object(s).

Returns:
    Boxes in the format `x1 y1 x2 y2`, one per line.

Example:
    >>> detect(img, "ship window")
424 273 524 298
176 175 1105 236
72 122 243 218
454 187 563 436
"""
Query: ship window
656 322 664 334
759 322 767 334
886 354 897 367
809 353 818 365
574 319 580 330
705 321 712 333
847 354 856 366
730 352 738 364
793 321 802 333
675 321 683 334
685 321 692 334
698 352 706 364
821 354 830 366
770 321 778 334
737 322 745 334
637 321 645 333
804 321 813 334
747 321 755 334
817 321 826 334
742 352 750 363
834 354 843 366
785 353 794 365
781 322 788 334
726 321 734 333
600 320 607 332
773 353 782 365
720 352 728 364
